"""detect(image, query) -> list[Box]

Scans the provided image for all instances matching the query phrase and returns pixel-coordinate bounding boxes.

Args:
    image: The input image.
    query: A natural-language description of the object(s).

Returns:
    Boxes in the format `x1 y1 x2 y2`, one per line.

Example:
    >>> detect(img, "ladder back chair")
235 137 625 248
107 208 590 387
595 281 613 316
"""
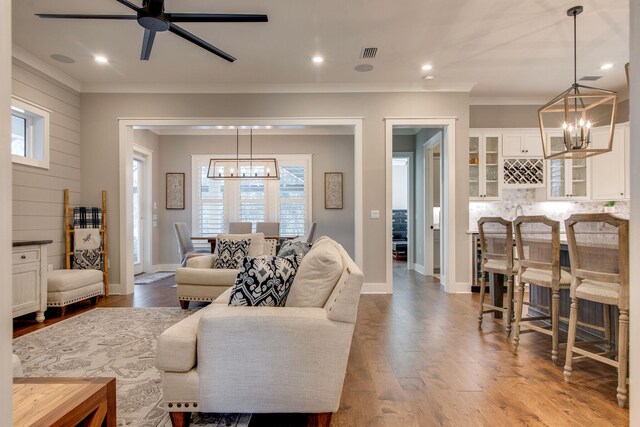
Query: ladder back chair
477 217 517 335
563 213 629 408
512 216 572 363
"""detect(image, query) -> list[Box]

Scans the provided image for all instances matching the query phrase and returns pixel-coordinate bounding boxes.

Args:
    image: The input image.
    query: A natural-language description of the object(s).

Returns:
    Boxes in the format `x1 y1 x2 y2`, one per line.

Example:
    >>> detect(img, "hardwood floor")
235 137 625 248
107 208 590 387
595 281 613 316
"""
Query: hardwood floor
13 268 628 426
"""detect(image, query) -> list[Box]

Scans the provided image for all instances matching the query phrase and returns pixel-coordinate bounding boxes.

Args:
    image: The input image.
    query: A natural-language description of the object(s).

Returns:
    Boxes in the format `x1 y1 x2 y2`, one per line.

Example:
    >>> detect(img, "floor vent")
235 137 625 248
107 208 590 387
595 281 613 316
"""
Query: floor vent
360 47 378 59
579 75 602 81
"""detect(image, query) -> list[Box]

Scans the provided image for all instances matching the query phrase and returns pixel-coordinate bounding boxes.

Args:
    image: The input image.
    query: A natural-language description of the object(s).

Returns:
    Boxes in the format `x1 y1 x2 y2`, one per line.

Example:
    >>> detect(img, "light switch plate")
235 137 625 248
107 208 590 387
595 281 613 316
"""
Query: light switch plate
370 210 380 219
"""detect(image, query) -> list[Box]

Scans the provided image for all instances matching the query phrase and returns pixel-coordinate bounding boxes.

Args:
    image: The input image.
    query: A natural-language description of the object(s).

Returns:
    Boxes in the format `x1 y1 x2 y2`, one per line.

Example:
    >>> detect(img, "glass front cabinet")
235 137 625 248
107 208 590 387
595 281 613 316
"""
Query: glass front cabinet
546 132 589 200
469 133 502 201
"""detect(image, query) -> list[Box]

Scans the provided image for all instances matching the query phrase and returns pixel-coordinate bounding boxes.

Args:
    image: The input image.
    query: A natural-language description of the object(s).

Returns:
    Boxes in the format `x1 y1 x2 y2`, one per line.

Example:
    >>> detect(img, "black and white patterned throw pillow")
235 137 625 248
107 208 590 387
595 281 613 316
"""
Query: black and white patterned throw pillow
229 255 303 307
72 249 102 270
278 240 311 258
215 238 251 269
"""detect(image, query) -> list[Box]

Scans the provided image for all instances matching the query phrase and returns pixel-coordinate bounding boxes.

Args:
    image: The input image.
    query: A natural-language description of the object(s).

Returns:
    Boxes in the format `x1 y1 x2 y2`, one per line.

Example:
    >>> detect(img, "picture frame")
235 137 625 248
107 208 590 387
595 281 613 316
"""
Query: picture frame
166 172 185 210
324 172 343 209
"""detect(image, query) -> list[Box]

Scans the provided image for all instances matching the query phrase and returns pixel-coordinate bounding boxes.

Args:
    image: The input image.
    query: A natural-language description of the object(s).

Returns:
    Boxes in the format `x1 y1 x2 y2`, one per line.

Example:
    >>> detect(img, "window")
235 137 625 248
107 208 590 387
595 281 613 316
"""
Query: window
192 155 311 240
11 98 50 169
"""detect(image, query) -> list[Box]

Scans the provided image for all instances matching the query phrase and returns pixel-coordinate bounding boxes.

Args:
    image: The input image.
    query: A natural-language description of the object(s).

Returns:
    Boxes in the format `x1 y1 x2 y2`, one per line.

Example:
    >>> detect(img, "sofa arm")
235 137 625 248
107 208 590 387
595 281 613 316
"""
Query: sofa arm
156 308 208 372
196 306 355 413
186 254 216 268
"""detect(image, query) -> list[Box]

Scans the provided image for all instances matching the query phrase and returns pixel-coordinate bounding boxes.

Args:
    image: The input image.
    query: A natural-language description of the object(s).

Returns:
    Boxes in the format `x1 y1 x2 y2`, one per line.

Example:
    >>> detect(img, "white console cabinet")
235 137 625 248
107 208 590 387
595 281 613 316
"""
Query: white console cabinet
12 241 51 323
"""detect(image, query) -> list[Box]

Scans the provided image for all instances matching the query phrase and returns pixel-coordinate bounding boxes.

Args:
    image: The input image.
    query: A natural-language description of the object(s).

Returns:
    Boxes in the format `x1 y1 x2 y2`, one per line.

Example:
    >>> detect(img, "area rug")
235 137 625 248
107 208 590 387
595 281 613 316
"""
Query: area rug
134 272 175 285
13 308 251 427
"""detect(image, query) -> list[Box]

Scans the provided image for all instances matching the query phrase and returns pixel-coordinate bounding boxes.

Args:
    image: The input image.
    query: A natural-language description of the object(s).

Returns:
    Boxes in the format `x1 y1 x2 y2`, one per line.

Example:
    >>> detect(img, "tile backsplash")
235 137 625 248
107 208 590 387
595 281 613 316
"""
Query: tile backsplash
469 189 629 231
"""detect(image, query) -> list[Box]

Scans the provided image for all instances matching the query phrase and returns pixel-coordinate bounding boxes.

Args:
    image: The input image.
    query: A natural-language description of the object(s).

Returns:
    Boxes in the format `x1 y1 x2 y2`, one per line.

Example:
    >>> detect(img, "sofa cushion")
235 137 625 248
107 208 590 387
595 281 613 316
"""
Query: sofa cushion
286 239 343 307
278 240 311 258
215 238 250 269
217 233 265 257
214 287 233 304
48 269 103 292
176 267 239 286
229 255 302 307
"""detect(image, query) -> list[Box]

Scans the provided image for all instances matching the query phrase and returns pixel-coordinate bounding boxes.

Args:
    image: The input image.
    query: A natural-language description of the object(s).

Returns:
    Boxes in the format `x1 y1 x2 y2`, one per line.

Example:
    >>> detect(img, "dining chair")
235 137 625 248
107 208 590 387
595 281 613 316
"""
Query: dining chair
304 222 317 243
563 213 629 408
256 222 280 237
477 217 518 335
228 222 252 234
512 216 572 363
174 222 209 267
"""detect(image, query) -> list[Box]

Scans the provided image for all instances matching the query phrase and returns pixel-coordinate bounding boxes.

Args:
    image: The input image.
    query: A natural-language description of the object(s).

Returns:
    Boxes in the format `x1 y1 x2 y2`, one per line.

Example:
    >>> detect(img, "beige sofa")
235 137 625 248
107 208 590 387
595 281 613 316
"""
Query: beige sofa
156 237 363 427
175 233 276 308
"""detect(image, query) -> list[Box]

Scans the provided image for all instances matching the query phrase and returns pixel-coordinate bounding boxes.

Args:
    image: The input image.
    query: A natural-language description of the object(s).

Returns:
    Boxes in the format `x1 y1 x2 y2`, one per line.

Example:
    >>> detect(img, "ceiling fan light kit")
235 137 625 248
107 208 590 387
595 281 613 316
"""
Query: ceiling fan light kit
37 0 267 62
207 130 280 180
538 5 618 160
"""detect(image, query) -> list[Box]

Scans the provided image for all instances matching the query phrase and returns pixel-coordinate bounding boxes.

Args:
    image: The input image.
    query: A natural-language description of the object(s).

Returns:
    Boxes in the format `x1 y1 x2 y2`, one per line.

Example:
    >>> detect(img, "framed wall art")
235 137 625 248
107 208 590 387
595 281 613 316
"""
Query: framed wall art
166 172 185 210
324 172 343 209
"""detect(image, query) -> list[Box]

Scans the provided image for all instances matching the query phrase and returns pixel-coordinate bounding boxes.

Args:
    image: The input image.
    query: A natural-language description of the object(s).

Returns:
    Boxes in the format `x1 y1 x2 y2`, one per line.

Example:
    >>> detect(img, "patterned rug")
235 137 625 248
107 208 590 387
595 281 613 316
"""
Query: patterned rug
134 272 175 285
13 308 251 427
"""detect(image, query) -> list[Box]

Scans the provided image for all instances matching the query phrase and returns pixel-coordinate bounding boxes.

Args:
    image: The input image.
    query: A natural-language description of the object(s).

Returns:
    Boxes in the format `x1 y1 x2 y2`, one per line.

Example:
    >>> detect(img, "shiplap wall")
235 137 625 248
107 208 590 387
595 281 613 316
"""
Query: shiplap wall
11 58 81 269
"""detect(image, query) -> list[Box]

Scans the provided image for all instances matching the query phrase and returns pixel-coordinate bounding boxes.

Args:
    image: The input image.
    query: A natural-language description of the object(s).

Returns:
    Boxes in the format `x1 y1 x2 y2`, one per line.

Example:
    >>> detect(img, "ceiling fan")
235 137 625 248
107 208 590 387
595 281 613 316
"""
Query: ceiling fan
36 0 268 62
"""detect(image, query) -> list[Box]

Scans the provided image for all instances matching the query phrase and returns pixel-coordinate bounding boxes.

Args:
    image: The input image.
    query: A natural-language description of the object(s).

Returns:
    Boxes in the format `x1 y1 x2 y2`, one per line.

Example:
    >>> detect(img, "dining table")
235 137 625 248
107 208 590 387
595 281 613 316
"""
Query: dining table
191 235 297 253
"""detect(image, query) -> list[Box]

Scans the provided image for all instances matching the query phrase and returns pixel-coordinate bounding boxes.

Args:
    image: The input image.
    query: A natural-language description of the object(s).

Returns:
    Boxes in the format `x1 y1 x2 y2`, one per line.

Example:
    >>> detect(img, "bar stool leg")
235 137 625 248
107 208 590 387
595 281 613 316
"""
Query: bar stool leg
551 288 560 364
563 296 579 383
617 309 629 408
603 304 612 351
478 272 486 328
512 280 525 351
505 275 514 336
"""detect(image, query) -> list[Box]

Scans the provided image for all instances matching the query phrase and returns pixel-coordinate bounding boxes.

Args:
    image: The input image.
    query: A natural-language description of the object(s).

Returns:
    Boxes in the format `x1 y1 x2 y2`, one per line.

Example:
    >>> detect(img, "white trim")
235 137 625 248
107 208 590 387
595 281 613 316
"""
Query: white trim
85 82 475 94
470 97 550 106
120 117 363 295
107 283 124 295
385 118 459 294
361 283 389 294
152 264 180 272
12 44 82 92
11 96 50 169
413 263 425 275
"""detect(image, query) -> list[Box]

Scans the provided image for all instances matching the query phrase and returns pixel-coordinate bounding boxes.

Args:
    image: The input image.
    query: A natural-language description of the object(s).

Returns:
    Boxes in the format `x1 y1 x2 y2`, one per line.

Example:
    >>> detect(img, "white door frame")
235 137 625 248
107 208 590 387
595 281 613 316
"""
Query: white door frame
133 144 153 274
423 135 442 277
385 117 457 294
119 117 363 295
392 152 414 270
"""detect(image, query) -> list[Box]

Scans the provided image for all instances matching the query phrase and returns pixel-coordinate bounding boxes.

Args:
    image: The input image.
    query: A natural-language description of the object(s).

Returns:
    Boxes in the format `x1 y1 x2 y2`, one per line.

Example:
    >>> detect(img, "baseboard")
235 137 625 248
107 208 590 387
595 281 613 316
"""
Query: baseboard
414 264 425 275
361 282 390 294
107 283 124 295
151 264 180 272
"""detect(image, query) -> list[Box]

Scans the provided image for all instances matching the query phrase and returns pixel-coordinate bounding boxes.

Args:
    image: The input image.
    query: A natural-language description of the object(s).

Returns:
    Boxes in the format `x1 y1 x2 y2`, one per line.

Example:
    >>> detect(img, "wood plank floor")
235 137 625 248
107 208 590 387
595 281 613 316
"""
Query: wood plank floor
13 267 628 426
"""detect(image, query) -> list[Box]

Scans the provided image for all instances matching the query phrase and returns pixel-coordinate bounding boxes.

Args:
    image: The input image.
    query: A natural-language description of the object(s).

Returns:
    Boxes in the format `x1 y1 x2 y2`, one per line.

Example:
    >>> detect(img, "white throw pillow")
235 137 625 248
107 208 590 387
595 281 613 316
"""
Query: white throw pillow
216 233 265 257
286 239 343 307
74 228 101 250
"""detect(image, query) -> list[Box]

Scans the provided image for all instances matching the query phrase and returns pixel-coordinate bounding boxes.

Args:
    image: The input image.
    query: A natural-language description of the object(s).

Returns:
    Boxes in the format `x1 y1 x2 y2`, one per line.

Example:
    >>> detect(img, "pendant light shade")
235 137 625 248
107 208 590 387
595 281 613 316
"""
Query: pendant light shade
538 6 618 160
207 129 279 180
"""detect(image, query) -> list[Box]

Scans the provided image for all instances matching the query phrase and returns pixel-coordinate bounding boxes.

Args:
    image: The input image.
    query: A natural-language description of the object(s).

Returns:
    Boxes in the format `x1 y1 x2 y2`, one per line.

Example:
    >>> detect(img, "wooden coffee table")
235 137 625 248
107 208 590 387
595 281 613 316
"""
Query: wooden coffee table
13 377 116 427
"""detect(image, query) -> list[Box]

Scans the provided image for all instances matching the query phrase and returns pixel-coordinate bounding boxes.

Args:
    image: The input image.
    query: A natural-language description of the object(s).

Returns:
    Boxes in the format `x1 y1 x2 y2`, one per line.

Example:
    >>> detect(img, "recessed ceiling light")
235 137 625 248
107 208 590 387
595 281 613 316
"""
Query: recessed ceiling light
600 63 613 70
354 64 374 72
424 75 435 80
312 56 324 64
421 64 433 71
94 55 109 64
51 54 75 64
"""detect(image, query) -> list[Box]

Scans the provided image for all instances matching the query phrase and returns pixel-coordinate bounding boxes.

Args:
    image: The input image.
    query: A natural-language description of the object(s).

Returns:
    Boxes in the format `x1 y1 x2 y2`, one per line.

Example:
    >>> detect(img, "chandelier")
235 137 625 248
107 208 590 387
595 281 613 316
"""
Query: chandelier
207 129 279 180
538 5 618 160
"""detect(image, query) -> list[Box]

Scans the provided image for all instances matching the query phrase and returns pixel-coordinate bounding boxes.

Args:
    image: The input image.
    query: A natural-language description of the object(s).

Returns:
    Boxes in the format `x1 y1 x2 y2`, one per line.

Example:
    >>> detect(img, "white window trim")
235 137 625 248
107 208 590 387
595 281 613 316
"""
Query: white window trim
11 96 50 169
191 154 312 239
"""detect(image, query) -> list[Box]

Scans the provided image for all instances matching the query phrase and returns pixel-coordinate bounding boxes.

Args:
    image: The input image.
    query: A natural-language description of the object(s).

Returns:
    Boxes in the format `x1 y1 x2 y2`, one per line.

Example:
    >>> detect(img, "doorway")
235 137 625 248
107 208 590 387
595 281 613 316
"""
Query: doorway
133 145 153 276
391 153 413 270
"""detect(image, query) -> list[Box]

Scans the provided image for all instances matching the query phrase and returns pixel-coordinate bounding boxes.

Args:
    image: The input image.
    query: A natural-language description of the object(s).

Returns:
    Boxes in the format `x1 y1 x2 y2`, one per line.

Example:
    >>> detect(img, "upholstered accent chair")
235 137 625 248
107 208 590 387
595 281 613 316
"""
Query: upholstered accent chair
157 237 363 427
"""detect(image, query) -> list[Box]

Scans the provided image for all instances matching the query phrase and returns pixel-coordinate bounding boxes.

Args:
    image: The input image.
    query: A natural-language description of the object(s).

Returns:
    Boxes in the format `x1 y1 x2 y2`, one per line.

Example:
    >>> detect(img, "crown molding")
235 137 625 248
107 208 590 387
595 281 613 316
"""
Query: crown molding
469 96 549 106
12 44 83 93
82 81 475 94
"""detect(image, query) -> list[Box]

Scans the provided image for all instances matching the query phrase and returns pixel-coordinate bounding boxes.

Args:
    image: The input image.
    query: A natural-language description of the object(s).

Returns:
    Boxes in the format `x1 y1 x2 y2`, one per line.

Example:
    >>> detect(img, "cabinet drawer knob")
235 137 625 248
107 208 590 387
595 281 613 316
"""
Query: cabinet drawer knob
21 255 26 259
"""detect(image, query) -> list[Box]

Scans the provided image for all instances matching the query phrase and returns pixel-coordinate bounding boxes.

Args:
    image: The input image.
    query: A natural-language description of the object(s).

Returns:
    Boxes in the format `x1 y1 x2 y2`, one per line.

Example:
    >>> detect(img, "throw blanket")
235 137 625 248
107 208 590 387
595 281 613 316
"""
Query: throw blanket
74 207 102 229
74 228 101 251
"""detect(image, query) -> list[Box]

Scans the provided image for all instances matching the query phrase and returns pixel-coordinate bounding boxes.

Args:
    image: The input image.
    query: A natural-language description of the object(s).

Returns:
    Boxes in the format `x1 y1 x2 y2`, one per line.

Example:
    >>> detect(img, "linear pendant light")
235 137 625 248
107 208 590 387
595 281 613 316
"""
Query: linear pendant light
207 129 279 180
538 5 618 160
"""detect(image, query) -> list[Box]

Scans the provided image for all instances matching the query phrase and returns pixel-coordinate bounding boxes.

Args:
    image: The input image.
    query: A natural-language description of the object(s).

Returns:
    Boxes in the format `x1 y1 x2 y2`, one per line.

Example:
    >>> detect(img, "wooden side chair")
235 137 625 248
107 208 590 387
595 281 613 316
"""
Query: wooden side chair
477 217 518 335
512 216 572 364
563 213 629 408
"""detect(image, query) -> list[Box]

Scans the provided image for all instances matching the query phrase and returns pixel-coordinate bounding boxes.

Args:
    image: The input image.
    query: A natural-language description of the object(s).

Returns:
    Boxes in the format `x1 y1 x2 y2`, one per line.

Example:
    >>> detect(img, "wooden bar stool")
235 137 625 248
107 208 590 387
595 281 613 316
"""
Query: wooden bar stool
512 216 572 364
477 217 517 335
563 213 629 408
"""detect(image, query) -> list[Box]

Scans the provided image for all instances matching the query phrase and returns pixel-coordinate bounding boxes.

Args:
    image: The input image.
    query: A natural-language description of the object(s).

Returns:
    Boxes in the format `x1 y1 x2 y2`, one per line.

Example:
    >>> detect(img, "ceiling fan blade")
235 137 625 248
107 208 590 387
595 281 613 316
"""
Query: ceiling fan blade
140 29 156 60
36 14 137 20
168 23 236 62
114 0 140 12
166 13 268 23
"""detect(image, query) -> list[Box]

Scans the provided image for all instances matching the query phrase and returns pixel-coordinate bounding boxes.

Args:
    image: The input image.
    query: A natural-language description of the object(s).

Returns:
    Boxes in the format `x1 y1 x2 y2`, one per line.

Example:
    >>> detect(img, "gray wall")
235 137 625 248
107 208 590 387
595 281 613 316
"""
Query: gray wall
154 134 354 264
12 59 81 269
392 134 417 153
80 91 470 288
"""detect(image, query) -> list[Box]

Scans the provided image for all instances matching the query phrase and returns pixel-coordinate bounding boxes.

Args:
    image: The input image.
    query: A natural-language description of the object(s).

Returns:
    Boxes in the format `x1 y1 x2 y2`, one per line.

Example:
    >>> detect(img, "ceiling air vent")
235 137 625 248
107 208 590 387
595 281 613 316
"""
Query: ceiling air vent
579 75 602 81
360 47 378 59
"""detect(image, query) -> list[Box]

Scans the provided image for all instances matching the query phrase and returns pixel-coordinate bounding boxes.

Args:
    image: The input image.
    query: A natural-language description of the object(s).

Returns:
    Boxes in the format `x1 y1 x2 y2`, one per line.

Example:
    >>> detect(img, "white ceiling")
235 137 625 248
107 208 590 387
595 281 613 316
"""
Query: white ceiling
12 0 629 98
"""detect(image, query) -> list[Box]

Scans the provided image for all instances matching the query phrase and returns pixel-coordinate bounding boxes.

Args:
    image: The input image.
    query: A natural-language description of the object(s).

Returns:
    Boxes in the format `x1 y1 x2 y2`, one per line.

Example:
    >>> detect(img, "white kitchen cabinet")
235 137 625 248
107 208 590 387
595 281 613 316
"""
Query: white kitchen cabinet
12 242 49 322
590 123 628 200
502 132 544 157
546 132 590 200
469 133 502 200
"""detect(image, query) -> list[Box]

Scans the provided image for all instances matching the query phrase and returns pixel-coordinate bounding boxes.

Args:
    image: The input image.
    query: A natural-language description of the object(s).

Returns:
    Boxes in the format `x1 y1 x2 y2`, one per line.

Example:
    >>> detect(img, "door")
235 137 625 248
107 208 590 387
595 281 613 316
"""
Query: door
133 156 145 275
